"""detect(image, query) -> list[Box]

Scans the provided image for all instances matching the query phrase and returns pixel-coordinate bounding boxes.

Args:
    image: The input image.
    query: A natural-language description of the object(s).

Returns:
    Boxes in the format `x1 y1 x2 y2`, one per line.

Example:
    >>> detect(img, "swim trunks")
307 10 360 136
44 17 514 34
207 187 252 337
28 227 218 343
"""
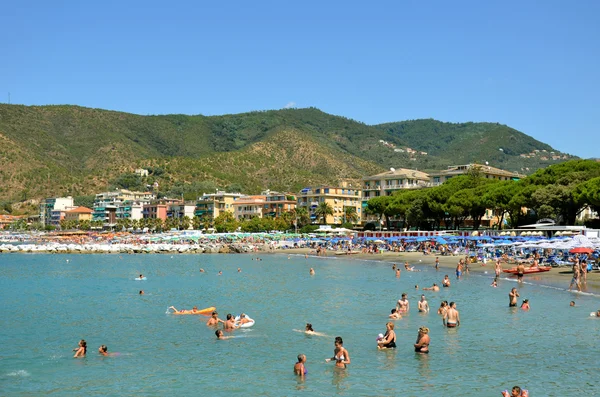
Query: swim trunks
384 341 397 349
517 272 524 277
415 348 429 354
456 271 462 277
509 303 517 307
446 322 457 327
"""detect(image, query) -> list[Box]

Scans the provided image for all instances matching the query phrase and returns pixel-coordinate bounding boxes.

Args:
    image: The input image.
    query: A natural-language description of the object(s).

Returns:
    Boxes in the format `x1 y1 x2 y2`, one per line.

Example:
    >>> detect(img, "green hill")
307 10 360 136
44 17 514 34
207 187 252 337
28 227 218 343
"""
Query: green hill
0 104 574 203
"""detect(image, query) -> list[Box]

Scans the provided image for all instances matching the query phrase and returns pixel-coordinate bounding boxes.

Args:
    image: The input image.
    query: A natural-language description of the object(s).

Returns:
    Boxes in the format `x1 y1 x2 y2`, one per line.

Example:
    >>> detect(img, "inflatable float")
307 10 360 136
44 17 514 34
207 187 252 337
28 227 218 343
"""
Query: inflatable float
234 314 255 328
169 306 215 315
135 277 147 281
503 266 551 275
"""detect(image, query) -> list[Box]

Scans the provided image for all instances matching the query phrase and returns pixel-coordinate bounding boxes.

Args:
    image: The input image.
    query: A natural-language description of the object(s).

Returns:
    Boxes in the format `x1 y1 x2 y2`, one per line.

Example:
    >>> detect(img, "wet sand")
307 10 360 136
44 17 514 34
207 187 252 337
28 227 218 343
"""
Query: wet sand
280 248 600 294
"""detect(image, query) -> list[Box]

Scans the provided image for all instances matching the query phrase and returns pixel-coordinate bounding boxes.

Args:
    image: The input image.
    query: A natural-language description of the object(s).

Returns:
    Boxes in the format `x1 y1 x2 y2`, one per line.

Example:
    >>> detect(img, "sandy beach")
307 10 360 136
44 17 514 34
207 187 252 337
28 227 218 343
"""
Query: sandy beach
281 247 600 295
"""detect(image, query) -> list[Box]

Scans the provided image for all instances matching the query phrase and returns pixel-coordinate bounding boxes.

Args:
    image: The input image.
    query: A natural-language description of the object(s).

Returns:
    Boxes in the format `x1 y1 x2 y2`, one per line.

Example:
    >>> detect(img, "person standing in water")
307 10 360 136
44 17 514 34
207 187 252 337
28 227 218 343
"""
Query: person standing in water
495 260 502 278
414 326 430 353
397 293 410 313
377 322 397 349
443 302 460 327
326 336 350 368
435 257 439 271
442 275 451 287
418 295 430 313
516 262 525 283
206 311 225 326
509 288 520 307
568 261 581 292
294 354 307 377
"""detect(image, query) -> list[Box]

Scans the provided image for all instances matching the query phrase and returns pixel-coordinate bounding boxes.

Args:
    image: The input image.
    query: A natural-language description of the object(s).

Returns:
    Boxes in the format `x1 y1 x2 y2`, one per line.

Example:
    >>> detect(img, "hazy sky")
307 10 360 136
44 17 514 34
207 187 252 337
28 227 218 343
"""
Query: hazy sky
2 1 598 158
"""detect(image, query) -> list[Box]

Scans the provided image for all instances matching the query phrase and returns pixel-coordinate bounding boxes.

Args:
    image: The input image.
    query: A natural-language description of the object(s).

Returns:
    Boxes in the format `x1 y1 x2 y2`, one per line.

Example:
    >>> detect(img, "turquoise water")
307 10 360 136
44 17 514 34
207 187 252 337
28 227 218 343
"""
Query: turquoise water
1 253 599 396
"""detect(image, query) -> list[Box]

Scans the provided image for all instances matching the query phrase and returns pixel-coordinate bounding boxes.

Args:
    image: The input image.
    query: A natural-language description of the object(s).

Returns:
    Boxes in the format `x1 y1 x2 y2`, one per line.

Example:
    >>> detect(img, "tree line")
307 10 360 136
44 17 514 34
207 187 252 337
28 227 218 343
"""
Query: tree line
365 160 600 230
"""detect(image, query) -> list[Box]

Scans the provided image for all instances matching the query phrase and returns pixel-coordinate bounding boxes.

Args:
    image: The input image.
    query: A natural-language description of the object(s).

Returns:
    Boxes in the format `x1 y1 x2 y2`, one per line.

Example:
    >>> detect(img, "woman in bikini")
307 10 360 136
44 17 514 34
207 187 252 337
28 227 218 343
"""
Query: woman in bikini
294 354 307 377
377 322 397 349
414 326 430 354
326 336 350 368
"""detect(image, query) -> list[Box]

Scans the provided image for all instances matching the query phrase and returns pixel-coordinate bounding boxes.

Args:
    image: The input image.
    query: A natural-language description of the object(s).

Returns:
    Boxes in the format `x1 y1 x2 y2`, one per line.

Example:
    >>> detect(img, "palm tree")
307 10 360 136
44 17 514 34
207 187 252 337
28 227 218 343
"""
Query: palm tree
344 206 359 224
314 202 333 225
181 216 191 230
294 207 310 227
192 216 202 230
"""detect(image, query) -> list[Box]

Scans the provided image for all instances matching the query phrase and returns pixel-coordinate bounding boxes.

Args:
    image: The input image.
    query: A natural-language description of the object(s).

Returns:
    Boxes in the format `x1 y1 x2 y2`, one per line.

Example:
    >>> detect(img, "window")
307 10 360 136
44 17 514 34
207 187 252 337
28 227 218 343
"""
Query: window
324 188 329 194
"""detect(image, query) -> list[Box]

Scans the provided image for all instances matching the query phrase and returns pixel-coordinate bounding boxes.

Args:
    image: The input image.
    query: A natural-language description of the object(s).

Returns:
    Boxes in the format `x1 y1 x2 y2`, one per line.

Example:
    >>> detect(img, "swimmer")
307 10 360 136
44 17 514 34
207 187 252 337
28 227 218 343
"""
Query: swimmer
509 288 520 307
442 275 451 287
392 263 396 270
237 268 241 273
503 385 527 397
294 323 328 337
570 301 575 307
521 299 530 310
389 308 402 320
139 290 144 295
168 306 200 314
98 345 110 356
215 329 232 340
200 268 205 273
223 313 239 330
415 285 419 290
294 354 307 377
418 295 429 313
309 268 315 275
396 293 410 312
491 278 498 287
377 322 397 349
139 274 144 279
443 302 460 327
395 268 401 278
206 311 225 326
423 283 440 291
325 336 350 368
73 339 87 358
218 271 223 276
414 326 430 353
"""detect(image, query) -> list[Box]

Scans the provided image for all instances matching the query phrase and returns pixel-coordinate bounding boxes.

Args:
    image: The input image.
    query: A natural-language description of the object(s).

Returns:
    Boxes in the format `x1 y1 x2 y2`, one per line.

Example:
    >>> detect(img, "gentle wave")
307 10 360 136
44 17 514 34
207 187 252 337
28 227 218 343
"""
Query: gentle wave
6 370 30 377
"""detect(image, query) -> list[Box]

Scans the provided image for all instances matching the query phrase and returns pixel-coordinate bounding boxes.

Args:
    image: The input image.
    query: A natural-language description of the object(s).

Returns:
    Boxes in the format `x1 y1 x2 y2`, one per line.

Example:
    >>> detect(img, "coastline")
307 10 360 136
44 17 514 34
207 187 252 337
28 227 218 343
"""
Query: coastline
279 247 600 296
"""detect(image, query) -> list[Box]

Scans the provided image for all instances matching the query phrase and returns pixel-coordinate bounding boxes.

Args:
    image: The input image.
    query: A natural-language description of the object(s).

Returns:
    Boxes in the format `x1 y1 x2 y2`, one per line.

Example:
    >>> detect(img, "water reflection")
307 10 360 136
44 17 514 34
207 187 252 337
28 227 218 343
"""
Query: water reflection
331 367 349 392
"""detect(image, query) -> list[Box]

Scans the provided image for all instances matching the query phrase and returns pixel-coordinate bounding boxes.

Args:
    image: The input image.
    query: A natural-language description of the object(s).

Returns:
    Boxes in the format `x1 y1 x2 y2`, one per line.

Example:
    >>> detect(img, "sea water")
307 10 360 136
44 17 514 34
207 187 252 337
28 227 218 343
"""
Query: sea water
1 253 599 396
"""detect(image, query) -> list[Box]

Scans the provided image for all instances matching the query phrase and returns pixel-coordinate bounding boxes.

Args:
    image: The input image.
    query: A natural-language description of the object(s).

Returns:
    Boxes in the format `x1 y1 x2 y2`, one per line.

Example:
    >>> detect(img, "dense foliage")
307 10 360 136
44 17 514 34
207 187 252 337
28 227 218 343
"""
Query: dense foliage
0 104 570 207
366 160 600 229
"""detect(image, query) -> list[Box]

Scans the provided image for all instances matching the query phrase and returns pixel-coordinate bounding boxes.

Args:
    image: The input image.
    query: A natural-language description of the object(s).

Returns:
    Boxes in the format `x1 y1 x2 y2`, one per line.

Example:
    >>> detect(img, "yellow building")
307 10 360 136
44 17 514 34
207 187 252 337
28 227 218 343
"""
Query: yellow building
297 182 362 224
194 191 245 219
63 206 93 222
428 163 523 186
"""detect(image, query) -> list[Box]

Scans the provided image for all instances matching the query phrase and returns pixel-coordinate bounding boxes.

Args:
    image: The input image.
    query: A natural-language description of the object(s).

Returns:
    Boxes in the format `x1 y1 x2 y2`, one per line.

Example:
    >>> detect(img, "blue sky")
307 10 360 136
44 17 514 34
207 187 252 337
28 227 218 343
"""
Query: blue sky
1 1 598 158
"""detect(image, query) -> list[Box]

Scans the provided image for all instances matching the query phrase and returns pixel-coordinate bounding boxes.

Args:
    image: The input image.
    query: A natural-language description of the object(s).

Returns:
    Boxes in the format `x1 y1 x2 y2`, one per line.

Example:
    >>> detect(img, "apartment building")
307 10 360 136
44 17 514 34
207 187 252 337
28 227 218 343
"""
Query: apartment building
297 182 361 225
194 191 245 219
428 163 523 186
39 196 74 226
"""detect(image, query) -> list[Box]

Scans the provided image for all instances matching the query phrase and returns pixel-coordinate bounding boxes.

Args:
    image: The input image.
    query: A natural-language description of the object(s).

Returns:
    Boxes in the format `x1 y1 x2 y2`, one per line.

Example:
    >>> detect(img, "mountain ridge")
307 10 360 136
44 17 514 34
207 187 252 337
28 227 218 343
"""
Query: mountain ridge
0 104 574 202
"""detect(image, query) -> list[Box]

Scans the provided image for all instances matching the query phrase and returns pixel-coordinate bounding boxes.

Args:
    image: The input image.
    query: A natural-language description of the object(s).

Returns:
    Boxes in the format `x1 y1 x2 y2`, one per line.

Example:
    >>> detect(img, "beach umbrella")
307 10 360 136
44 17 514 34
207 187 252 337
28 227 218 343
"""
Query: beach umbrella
569 247 594 254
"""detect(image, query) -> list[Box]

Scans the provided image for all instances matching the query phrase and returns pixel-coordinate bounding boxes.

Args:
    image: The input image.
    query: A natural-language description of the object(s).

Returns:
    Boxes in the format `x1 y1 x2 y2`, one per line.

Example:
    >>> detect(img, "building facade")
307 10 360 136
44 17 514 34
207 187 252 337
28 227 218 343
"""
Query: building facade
63 207 93 223
93 189 154 228
39 197 74 226
233 196 266 220
297 182 362 225
428 163 523 186
262 190 297 218
194 191 245 219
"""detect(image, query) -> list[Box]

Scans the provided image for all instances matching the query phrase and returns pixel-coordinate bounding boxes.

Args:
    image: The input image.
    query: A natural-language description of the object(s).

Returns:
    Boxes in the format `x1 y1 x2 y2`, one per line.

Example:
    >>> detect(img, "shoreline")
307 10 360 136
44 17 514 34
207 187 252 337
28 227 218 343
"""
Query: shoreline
279 248 600 296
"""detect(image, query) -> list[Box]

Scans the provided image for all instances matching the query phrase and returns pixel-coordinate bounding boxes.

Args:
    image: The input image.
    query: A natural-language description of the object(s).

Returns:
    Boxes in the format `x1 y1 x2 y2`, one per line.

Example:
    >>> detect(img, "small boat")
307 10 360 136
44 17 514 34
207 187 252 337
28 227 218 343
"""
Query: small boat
502 266 551 275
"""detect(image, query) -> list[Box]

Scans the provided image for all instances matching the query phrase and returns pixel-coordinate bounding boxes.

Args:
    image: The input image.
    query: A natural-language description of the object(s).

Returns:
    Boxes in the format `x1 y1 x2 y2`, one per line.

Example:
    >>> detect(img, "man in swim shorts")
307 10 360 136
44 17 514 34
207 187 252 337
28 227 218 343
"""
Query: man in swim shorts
396 293 410 312
223 313 239 330
509 287 519 307
443 302 460 327
435 257 439 271
456 262 462 279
